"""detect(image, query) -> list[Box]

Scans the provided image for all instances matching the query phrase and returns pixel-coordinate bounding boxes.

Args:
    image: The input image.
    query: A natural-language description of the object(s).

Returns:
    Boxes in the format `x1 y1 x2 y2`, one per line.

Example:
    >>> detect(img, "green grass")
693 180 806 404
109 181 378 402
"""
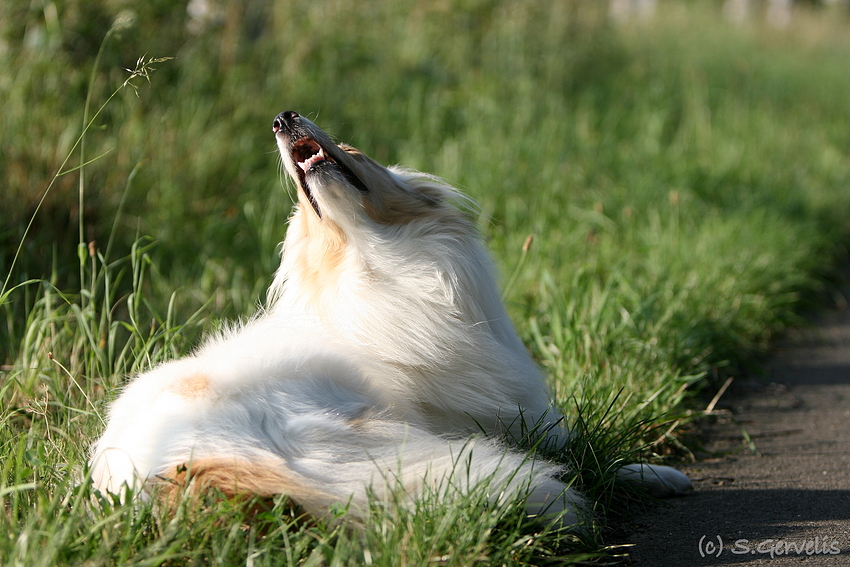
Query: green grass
3 0 850 564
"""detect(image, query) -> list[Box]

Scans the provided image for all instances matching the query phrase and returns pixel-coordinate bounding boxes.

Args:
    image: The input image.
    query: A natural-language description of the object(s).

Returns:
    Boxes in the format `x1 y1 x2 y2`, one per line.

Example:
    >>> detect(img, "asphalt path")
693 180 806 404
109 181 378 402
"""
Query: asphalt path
615 308 850 566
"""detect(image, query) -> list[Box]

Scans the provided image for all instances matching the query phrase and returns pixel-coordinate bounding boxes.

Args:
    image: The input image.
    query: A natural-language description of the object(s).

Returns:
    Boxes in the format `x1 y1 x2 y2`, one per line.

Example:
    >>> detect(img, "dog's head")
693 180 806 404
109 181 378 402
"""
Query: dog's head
273 111 459 228
271 111 484 304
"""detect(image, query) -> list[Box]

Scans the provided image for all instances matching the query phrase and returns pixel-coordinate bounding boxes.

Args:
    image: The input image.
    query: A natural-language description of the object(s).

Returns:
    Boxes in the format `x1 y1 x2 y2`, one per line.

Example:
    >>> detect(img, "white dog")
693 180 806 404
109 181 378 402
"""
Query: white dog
90 111 690 528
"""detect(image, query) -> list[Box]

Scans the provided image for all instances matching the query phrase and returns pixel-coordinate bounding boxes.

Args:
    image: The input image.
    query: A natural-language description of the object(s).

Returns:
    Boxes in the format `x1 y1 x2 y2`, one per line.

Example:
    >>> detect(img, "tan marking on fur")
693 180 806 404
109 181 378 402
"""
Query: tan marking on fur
166 458 304 496
292 206 349 298
362 190 440 226
169 373 210 398
154 457 333 519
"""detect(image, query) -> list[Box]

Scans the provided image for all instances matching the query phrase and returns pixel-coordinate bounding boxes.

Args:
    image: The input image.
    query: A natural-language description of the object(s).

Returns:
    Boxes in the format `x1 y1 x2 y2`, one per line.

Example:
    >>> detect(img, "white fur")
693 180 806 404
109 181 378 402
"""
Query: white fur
90 112 689 529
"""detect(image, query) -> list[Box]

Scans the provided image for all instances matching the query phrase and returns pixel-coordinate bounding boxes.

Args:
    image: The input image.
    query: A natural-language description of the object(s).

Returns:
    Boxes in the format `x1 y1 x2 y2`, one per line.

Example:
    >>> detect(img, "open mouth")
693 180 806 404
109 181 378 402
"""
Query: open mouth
292 138 336 174
289 137 334 217
288 137 370 218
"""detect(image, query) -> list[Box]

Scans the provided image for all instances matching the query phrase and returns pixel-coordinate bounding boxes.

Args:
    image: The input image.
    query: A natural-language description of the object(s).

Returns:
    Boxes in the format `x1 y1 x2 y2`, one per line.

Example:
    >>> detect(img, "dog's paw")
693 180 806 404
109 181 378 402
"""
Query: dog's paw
617 463 693 498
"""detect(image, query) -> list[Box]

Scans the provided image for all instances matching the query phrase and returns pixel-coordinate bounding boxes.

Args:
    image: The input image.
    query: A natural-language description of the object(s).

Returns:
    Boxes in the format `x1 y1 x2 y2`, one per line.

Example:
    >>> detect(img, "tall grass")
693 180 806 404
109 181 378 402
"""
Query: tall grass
2 0 850 563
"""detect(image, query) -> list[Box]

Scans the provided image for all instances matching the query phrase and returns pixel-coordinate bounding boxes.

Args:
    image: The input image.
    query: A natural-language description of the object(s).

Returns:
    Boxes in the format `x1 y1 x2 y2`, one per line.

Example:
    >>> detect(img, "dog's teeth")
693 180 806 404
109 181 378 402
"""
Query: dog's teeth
298 149 330 172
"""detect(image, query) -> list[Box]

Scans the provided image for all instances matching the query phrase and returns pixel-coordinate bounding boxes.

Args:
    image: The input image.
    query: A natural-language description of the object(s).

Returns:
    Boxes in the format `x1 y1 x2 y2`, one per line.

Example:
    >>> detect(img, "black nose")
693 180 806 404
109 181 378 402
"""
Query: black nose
272 111 300 133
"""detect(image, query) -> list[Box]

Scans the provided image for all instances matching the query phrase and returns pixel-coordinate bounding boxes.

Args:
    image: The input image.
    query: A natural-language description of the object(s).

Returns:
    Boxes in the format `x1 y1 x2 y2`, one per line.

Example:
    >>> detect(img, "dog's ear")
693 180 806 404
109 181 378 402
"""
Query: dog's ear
314 146 445 227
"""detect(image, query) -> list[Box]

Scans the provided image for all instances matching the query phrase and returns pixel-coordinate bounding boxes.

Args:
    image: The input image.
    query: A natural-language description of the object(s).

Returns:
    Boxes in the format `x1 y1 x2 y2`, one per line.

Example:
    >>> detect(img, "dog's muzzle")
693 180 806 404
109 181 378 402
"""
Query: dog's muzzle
272 110 301 136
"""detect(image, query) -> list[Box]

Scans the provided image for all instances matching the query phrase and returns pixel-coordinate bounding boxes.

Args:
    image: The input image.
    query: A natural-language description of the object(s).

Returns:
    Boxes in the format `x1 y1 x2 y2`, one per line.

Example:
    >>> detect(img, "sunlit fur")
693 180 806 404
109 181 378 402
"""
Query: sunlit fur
90 112 690 529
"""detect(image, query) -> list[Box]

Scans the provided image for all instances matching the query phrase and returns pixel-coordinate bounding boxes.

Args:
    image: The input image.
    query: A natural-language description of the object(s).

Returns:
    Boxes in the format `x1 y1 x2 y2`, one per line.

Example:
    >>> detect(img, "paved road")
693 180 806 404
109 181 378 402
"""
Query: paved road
616 309 850 566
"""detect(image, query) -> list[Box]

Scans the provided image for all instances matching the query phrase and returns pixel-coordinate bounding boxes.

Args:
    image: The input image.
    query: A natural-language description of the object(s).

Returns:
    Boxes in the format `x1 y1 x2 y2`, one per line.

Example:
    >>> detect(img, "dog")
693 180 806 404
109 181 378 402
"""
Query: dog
90 111 691 529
